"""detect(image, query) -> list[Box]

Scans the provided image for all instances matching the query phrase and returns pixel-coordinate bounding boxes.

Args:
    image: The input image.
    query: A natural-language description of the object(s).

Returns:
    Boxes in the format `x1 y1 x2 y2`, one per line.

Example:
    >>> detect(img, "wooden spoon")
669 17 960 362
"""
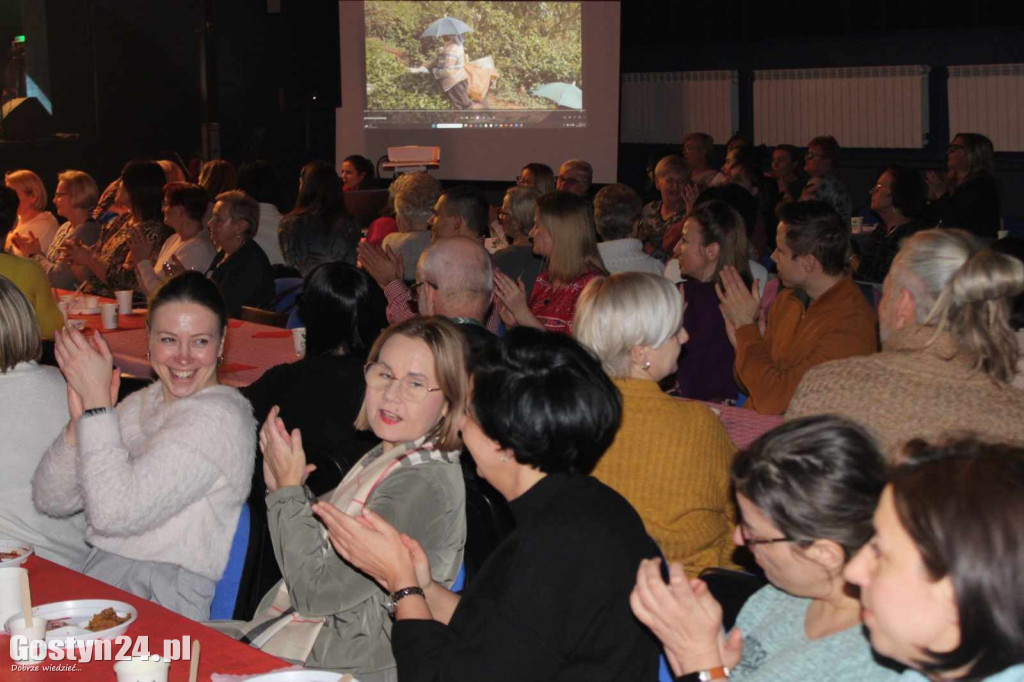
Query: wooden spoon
188 639 200 682
19 571 32 628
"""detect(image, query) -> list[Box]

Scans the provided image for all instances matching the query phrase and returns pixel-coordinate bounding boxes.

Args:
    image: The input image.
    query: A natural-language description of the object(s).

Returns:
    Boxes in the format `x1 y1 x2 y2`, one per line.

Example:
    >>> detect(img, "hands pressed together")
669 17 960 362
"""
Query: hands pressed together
630 558 743 677
492 269 529 327
54 328 121 445
357 241 404 290
715 266 762 347
258 405 316 492
10 231 42 257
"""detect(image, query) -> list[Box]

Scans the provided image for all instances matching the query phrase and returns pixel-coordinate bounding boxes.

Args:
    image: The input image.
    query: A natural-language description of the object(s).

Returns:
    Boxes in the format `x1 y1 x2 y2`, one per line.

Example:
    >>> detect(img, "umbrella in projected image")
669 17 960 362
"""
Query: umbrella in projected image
531 81 583 110
420 16 474 39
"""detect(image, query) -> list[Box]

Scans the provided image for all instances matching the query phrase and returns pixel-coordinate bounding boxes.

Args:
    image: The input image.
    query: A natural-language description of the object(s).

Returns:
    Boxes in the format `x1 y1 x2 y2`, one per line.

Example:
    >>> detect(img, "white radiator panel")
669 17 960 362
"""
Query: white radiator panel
753 66 930 148
948 64 1024 152
621 70 738 144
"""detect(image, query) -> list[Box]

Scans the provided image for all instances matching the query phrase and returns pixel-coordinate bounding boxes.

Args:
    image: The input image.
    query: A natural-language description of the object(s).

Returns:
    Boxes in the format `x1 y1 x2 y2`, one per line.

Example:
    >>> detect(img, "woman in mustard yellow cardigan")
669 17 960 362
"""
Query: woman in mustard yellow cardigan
575 272 738 577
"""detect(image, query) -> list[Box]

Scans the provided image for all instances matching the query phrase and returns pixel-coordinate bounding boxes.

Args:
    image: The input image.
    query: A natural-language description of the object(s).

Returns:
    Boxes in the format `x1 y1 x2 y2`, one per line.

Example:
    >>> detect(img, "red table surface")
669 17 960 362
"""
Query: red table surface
0 556 287 681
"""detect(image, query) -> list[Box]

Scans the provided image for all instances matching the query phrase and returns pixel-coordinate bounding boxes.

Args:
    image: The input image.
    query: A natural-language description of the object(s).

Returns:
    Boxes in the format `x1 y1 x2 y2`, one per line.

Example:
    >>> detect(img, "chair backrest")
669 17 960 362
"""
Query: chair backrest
240 306 288 328
211 503 251 620
698 567 767 630
272 277 304 315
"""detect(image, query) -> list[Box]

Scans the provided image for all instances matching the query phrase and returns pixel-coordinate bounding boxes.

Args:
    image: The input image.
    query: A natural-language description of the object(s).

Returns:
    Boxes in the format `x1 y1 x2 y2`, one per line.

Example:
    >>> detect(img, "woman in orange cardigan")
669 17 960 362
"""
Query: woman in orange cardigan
575 272 738 577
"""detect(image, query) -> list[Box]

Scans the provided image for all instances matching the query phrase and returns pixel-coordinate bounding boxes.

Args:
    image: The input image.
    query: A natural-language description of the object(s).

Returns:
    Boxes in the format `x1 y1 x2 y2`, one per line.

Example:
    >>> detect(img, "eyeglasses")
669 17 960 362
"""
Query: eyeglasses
947 144 965 152
409 280 438 303
739 523 793 547
555 175 581 185
364 362 442 402
805 151 826 160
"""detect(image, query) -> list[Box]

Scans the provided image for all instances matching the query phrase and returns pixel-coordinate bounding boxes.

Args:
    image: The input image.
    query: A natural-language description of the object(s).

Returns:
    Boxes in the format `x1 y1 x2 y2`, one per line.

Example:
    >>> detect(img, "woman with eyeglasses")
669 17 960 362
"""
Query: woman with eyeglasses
631 416 900 682
515 163 556 195
923 133 1001 238
245 316 467 681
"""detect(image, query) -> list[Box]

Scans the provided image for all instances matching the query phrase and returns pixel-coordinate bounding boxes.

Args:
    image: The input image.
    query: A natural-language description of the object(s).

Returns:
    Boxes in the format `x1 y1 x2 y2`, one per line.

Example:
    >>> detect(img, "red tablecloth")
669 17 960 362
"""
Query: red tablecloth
686 399 783 450
103 320 297 388
0 556 286 681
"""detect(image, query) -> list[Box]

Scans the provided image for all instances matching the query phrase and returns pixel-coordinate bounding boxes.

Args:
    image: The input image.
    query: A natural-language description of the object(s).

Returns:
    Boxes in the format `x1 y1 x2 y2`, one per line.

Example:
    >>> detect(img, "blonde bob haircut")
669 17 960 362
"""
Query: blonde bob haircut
354 316 468 451
538 191 608 285
57 170 100 211
574 272 684 379
0 276 42 372
4 170 47 211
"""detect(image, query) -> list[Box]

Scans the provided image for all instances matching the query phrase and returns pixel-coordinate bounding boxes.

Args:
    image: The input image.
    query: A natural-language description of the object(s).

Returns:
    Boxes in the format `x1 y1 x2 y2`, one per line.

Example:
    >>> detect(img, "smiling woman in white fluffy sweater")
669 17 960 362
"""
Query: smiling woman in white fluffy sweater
33 272 254 621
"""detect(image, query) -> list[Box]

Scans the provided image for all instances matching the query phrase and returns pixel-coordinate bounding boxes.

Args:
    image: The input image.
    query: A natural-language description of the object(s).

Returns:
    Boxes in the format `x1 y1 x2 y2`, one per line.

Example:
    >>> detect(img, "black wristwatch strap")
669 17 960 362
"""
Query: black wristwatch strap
82 406 114 419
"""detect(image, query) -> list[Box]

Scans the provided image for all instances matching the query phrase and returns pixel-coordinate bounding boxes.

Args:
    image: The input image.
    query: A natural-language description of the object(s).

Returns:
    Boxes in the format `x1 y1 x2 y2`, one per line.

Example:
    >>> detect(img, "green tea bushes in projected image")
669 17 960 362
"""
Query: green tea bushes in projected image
365 1 582 112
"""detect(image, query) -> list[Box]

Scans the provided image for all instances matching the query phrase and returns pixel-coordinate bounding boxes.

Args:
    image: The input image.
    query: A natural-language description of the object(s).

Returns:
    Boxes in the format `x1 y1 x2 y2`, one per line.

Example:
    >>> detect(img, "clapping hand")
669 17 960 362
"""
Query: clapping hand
492 270 529 320
682 183 700 214
716 266 761 335
62 238 94 266
11 231 42 257
630 558 743 677
54 328 120 416
259 405 316 491
925 170 949 201
311 504 423 593
126 224 153 265
357 241 404 289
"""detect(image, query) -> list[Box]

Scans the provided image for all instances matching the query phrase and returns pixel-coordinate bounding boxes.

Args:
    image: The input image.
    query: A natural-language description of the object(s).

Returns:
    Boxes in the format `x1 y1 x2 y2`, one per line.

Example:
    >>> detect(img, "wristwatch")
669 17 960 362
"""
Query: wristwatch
385 586 425 617
82 406 114 419
676 666 730 682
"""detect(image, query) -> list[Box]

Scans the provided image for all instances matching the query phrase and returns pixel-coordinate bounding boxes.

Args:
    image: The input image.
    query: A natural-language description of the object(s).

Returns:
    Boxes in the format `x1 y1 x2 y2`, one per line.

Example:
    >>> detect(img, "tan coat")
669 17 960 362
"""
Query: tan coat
787 324 1024 460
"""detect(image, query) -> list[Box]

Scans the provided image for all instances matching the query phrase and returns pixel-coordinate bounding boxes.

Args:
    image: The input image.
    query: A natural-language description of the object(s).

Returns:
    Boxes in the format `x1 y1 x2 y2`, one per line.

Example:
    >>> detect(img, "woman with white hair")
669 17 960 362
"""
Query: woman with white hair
574 272 737 577
789 228 1024 458
4 169 60 257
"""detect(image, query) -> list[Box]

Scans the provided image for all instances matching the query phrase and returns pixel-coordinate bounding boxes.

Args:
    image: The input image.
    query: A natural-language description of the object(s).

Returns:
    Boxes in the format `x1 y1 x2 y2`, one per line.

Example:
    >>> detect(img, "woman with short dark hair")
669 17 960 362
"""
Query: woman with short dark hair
846 438 1024 681
341 155 375 192
131 182 217 295
318 328 662 681
856 166 929 284
632 416 900 682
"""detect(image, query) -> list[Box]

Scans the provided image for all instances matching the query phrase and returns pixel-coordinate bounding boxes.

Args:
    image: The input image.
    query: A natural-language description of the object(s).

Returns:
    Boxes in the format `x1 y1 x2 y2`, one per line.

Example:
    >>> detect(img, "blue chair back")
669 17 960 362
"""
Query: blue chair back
659 654 673 682
273 278 304 315
210 503 251 619
451 562 466 593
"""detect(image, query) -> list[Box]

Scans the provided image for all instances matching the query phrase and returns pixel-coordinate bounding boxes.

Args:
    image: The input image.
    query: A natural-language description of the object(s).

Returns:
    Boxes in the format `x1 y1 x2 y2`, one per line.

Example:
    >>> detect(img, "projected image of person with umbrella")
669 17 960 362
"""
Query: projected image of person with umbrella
421 15 481 110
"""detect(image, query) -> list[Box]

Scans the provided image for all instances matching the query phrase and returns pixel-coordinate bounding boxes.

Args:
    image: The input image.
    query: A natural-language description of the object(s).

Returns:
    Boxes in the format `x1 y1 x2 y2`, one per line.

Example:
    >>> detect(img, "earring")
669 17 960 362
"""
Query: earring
500 453 510 462
642 359 651 371
217 356 225 366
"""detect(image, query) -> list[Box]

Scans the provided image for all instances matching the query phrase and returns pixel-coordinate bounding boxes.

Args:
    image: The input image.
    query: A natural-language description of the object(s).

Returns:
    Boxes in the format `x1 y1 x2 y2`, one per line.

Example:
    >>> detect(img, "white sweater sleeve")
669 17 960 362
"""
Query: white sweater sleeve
32 427 85 517
76 391 254 536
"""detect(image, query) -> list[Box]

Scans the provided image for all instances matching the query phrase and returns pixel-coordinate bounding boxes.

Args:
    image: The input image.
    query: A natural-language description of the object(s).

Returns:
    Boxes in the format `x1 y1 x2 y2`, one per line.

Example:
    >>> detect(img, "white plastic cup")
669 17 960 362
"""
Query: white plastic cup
115 290 133 315
100 303 119 330
292 327 306 357
57 299 72 323
113 656 171 682
8 615 48 660
59 294 76 308
850 217 864 234
84 295 100 309
0 567 26 626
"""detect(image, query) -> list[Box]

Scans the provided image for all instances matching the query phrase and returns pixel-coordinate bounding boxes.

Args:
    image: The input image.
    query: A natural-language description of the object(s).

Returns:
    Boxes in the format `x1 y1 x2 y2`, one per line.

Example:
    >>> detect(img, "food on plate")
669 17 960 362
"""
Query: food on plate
0 549 23 560
47 619 70 631
85 607 129 632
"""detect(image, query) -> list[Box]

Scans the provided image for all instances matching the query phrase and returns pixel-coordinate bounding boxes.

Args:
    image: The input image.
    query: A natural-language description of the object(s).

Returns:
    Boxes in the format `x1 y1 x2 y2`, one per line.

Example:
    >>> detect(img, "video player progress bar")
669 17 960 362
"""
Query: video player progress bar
435 123 464 129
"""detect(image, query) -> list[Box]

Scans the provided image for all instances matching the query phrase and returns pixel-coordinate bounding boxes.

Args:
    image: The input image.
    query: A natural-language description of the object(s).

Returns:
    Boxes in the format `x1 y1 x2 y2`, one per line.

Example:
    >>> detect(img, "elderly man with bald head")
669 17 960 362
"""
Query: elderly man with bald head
415 236 495 364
